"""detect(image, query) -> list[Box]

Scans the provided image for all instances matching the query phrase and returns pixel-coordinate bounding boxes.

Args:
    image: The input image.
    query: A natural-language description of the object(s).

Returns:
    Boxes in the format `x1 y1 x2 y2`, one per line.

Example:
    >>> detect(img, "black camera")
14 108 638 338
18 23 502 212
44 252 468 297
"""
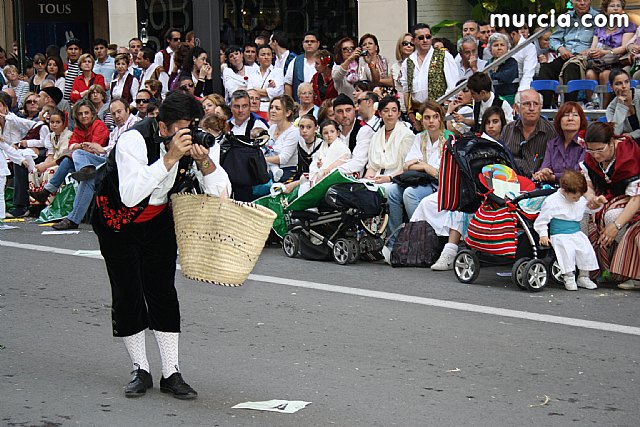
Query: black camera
189 119 216 147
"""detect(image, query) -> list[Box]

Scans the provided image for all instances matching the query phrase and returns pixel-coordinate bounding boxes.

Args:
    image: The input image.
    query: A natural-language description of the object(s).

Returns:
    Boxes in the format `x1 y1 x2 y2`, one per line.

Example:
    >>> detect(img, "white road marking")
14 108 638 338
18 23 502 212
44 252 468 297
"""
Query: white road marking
2 239 640 336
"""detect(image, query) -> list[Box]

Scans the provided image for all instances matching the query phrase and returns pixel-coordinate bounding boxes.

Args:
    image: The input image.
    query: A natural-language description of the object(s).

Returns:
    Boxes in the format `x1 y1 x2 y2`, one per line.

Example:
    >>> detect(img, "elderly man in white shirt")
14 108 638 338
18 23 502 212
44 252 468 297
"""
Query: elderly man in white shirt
455 36 487 79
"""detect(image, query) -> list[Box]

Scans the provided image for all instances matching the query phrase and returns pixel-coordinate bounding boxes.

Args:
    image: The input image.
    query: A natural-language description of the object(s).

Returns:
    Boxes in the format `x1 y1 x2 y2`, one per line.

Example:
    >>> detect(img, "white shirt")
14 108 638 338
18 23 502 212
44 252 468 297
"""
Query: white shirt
154 46 174 74
223 67 251 103
267 124 299 168
140 63 169 97
284 56 316 85
110 71 140 102
116 127 230 207
476 92 514 123
105 114 140 154
405 132 443 169
0 141 26 176
400 49 460 103
230 115 267 136
339 117 381 176
274 49 292 70
454 54 487 79
534 191 589 238
512 36 538 91
247 65 285 111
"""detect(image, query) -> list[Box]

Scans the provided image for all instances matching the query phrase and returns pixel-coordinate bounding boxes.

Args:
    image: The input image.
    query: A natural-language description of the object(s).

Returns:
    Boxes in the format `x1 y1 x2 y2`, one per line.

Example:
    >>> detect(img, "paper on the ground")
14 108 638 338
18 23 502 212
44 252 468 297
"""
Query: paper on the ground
73 250 103 258
232 399 311 414
496 271 512 277
42 230 80 235
0 224 19 230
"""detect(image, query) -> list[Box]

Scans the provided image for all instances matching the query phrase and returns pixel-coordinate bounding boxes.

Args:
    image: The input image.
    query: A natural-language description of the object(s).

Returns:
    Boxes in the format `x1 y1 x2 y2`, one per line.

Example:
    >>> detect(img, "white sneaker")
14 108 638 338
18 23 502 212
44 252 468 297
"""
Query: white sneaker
577 276 598 290
617 279 640 290
382 246 391 265
431 250 456 271
564 275 578 291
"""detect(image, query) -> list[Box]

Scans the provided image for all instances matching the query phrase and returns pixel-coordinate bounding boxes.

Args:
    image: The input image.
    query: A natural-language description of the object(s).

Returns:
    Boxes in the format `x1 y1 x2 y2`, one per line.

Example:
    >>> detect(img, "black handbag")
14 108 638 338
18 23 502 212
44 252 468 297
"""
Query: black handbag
392 170 438 188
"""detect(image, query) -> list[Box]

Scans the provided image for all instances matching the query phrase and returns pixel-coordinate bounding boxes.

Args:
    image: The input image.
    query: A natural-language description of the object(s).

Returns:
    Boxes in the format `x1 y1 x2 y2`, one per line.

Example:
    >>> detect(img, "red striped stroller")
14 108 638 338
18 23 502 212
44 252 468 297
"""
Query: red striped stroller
438 134 558 292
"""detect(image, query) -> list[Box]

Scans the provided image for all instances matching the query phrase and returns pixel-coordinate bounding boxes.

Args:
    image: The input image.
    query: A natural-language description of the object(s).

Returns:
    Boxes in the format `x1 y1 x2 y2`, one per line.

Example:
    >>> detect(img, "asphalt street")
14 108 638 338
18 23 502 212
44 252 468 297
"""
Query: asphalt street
1 219 639 426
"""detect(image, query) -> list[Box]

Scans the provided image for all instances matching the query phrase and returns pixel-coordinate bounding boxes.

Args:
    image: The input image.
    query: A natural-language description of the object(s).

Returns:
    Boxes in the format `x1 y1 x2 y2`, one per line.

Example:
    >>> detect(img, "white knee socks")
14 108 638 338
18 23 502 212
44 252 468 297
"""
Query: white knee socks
154 331 180 378
123 331 150 372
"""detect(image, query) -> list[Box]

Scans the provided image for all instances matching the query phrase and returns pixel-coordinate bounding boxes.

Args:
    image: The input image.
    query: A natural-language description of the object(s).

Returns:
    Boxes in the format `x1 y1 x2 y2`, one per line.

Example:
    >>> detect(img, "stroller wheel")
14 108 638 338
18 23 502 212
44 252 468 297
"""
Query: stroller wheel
333 238 354 265
549 258 564 285
523 259 548 292
511 257 531 290
454 250 480 284
282 232 300 258
347 238 360 264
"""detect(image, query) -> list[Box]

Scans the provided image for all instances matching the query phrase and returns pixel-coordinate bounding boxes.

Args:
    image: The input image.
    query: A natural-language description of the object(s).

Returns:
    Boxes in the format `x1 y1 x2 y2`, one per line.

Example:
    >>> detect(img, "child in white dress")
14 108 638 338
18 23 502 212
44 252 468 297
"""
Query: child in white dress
534 170 601 291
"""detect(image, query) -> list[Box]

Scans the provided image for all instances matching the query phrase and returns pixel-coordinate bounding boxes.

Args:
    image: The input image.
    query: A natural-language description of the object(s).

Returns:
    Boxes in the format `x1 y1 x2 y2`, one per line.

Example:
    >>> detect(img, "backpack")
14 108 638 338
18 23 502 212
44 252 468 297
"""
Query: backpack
390 221 444 268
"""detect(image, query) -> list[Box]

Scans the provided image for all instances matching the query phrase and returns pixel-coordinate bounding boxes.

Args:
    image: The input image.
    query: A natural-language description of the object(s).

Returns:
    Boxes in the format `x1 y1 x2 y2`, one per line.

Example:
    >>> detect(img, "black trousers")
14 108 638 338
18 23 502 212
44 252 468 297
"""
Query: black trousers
12 151 47 209
92 207 181 337
535 56 582 108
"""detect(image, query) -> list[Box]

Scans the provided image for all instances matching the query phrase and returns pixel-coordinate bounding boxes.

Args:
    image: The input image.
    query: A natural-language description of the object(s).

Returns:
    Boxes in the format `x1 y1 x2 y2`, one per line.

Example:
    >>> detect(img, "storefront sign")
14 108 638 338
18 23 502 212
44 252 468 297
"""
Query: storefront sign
23 0 92 23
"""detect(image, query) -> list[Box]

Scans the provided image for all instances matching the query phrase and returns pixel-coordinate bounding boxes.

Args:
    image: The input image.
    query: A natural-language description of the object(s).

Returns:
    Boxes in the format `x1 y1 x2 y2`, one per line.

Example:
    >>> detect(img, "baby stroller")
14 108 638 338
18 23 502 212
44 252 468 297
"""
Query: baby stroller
439 134 558 291
281 171 388 265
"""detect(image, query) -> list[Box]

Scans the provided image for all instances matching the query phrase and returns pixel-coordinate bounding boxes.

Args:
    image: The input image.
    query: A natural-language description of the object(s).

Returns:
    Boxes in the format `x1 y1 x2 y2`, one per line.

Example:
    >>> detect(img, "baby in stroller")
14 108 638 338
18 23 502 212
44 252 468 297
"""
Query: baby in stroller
252 128 284 182
534 170 601 291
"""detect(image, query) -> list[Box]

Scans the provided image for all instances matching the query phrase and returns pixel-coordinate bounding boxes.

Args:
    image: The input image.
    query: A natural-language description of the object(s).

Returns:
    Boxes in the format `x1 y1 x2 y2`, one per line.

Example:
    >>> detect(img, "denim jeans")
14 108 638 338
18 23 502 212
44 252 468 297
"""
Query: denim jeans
44 157 75 193
67 150 107 224
386 183 437 247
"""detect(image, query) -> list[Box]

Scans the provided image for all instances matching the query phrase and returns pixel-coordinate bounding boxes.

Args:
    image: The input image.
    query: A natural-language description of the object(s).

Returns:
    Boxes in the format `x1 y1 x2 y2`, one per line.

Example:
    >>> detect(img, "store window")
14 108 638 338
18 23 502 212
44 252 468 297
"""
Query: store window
221 0 358 52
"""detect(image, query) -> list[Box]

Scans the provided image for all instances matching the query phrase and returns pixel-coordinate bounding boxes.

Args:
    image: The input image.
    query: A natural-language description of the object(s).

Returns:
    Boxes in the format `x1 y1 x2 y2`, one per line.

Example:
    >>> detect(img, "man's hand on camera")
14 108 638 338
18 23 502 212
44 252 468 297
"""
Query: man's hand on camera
163 128 192 171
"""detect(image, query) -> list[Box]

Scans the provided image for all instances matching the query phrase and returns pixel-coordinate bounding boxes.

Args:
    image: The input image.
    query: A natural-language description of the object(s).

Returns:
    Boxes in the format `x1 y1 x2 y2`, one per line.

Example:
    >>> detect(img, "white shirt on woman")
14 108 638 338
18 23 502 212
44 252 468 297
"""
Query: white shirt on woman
267 124 299 168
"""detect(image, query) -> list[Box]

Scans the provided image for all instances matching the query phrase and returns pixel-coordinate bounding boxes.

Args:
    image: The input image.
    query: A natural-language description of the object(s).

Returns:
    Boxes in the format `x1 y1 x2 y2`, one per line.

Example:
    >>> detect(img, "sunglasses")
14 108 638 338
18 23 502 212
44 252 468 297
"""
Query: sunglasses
136 99 150 104
416 35 433 41
180 83 195 90
26 99 39 104
401 41 415 47
342 46 355 51
171 37 182 42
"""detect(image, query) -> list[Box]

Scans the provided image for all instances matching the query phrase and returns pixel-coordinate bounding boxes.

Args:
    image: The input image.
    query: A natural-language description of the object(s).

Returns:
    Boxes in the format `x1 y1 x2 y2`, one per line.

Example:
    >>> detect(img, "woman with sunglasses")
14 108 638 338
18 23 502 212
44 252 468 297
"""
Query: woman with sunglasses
580 122 640 290
19 92 42 121
332 37 359 100
29 53 48 93
392 33 415 113
110 53 139 105
45 56 66 92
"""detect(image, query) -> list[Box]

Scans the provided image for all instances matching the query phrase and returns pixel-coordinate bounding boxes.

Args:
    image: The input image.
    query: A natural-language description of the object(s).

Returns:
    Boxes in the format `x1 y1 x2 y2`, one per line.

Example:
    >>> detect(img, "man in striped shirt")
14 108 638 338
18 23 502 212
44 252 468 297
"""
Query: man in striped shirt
63 39 82 102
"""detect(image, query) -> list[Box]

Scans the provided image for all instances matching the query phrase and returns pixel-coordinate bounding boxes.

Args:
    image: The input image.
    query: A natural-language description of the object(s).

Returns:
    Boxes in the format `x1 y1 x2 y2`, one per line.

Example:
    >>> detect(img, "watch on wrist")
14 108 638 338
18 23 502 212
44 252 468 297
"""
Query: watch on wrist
614 222 623 230
200 159 210 169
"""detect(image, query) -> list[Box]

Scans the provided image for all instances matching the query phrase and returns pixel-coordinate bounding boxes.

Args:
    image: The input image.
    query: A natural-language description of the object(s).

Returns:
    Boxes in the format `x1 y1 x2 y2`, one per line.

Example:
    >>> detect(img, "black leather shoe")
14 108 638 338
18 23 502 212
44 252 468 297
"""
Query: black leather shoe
160 372 197 399
125 369 153 398
52 218 79 230
70 165 96 182
29 189 52 204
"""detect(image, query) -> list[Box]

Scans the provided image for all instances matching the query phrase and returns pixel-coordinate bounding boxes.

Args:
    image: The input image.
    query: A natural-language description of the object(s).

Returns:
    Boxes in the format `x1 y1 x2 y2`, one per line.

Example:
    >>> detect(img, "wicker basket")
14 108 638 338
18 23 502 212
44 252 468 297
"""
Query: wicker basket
171 193 277 286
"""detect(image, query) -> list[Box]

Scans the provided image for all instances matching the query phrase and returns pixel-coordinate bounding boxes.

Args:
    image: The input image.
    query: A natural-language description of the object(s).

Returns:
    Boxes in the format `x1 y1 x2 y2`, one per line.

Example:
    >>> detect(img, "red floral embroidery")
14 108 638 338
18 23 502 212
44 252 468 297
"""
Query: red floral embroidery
96 195 144 231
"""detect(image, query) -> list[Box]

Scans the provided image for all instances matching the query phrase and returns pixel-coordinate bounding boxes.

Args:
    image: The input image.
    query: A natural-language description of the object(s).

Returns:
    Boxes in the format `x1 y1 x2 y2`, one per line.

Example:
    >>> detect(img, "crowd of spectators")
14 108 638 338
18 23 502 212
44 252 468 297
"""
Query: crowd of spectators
0 0 638 291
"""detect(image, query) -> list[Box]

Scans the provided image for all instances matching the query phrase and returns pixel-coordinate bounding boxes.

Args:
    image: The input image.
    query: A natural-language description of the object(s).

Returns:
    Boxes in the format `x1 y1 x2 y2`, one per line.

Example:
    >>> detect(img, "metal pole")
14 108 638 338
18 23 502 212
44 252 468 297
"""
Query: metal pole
193 0 222 95
407 0 417 32
436 28 548 104
14 0 26 73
